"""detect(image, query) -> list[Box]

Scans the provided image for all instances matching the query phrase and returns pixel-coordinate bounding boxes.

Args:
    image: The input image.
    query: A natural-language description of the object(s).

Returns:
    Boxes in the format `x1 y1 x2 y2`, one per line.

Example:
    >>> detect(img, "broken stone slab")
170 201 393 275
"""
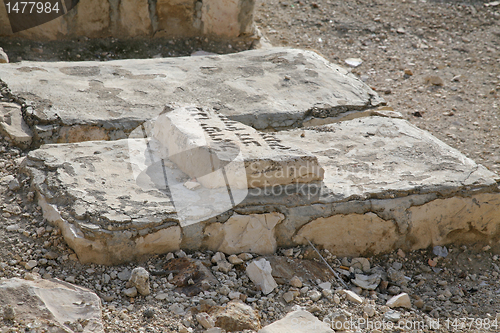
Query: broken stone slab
0 102 32 148
152 106 324 189
258 310 334 333
0 278 104 333
21 116 500 265
0 47 384 146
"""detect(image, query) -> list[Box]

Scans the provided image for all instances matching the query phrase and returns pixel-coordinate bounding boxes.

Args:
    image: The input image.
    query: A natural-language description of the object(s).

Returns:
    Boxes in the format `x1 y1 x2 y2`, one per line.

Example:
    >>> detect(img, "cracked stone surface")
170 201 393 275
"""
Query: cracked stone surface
21 115 500 265
0 47 384 146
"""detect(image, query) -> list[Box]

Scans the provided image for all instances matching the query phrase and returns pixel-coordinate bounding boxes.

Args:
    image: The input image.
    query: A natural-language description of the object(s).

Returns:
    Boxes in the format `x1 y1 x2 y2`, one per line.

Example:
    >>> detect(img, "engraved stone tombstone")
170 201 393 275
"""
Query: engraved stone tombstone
152 106 325 190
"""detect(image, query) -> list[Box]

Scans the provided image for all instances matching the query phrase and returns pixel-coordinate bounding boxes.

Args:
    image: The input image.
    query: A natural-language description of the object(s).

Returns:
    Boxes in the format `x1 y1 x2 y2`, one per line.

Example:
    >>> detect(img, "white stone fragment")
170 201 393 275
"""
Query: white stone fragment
245 258 277 295
127 267 150 296
343 290 364 304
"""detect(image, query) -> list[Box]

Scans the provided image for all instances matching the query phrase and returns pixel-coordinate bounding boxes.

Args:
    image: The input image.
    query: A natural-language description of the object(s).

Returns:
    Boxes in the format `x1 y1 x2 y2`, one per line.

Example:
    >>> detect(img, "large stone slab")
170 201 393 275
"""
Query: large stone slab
0 278 103 333
21 116 500 265
0 48 384 146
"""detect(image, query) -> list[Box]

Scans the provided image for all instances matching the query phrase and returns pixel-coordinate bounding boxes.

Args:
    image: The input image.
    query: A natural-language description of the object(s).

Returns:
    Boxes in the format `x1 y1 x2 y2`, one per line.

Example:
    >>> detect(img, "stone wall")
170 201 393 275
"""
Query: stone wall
0 0 256 41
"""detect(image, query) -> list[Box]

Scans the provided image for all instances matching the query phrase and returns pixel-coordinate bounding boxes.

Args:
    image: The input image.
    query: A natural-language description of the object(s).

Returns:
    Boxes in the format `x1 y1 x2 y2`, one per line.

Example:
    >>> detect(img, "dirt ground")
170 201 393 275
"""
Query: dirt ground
1 0 500 332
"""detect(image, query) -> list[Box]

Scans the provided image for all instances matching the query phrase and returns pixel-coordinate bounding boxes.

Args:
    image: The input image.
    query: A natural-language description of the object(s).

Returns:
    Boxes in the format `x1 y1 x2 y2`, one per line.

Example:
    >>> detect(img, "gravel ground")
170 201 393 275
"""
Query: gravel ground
1 0 500 332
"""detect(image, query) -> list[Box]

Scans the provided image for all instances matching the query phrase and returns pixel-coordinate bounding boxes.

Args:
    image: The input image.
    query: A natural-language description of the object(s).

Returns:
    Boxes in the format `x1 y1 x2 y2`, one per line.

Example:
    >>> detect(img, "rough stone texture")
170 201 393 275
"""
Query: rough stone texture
265 256 335 286
20 115 500 264
202 0 255 37
258 310 334 333
118 0 152 37
0 278 104 333
23 139 182 265
276 117 500 255
0 47 8 63
0 0 255 40
73 0 110 38
0 48 384 146
205 213 284 254
127 267 151 296
153 107 324 189
0 102 32 148
293 213 399 257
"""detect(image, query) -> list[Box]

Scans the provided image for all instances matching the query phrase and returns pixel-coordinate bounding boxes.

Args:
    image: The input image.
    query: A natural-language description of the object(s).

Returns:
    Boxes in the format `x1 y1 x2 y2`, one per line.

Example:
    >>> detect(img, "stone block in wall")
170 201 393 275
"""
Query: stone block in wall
202 0 255 37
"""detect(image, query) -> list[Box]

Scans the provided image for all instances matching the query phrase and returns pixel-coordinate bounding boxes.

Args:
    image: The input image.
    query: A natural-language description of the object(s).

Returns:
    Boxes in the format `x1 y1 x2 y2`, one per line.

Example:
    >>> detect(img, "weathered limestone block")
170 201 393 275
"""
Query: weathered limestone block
153 106 324 189
204 213 284 254
258 310 334 333
277 117 500 255
0 102 32 148
0 48 384 145
0 4 11 35
0 278 104 333
23 139 182 265
73 0 111 38
407 193 500 249
0 0 253 40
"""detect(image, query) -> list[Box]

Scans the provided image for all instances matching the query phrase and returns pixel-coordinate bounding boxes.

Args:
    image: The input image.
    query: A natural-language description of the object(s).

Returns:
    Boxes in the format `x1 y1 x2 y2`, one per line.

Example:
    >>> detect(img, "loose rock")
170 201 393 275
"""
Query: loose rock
127 267 150 296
